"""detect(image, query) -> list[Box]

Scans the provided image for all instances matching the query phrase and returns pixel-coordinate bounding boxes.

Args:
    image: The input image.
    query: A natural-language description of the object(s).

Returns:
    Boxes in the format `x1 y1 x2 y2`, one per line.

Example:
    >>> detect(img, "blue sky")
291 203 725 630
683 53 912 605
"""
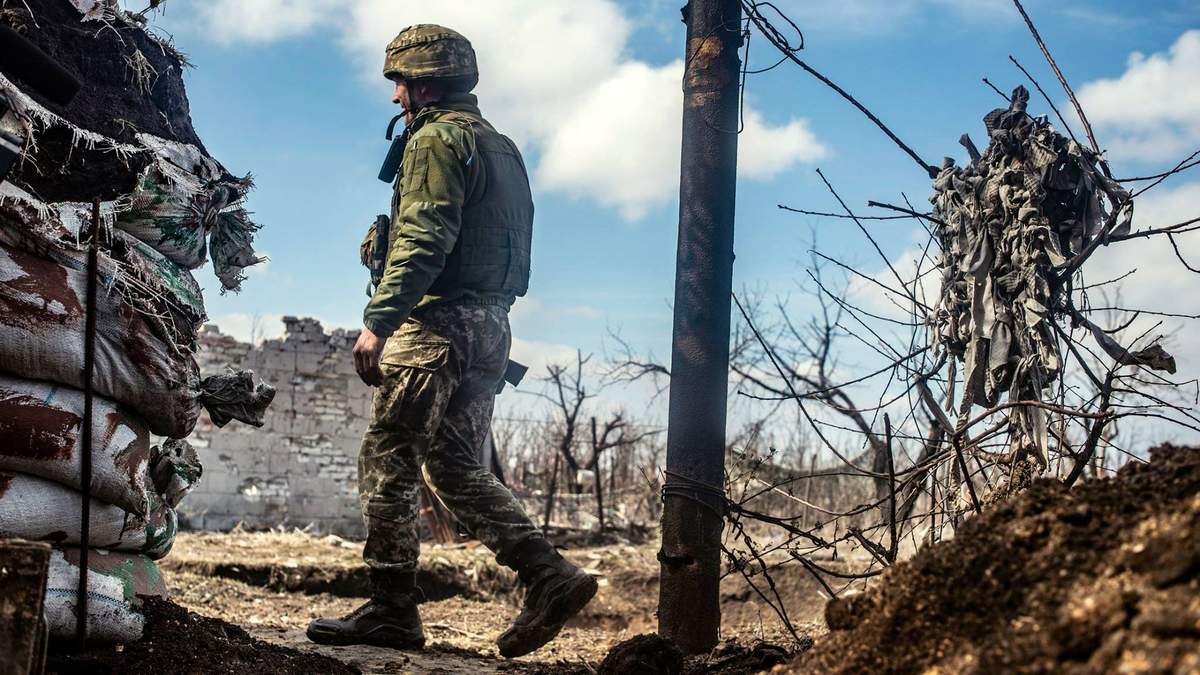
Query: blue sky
150 0 1200 438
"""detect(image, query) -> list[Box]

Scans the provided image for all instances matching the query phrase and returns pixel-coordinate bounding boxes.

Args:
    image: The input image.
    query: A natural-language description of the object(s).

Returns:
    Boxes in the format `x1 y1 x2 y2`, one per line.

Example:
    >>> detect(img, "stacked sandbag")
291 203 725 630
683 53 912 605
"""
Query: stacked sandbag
43 548 170 644
0 0 276 644
0 436 199 558
1 1 266 292
0 437 200 642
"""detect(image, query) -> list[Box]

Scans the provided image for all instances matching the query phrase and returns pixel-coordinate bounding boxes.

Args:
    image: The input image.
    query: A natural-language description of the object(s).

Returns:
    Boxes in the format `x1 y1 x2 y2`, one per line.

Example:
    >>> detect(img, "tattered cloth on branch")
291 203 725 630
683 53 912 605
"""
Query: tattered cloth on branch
928 85 1173 466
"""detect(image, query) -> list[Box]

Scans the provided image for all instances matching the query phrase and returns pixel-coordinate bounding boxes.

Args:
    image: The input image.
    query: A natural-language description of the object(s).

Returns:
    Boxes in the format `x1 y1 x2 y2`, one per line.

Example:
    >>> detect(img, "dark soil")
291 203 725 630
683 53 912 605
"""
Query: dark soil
47 597 359 675
598 634 685 675
598 635 794 675
792 444 1200 674
2 0 203 201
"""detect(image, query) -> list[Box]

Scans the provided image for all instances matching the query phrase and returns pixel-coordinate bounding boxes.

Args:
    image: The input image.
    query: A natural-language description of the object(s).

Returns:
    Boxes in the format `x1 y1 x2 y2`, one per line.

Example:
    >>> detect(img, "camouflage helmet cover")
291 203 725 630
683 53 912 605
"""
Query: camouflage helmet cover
384 24 479 91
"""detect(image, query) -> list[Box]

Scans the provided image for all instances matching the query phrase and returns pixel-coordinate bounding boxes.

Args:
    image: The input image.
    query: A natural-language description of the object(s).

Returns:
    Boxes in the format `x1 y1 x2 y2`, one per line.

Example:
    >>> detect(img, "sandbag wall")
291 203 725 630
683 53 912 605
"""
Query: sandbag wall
0 0 273 643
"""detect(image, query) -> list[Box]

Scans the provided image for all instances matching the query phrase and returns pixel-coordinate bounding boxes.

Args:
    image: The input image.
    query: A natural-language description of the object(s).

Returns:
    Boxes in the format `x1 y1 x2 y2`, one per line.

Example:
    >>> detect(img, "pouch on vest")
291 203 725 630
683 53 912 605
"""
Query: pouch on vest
360 214 390 296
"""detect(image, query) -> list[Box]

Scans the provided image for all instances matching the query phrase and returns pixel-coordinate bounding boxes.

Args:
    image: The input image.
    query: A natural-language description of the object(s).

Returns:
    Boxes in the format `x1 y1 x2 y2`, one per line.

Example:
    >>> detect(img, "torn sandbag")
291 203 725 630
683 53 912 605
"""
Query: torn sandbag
0 2 268 292
115 134 257 282
0 241 204 437
149 438 203 509
0 374 152 516
0 472 177 559
198 369 277 428
0 185 208 345
43 547 166 644
928 85 1134 468
1 0 202 198
209 208 267 292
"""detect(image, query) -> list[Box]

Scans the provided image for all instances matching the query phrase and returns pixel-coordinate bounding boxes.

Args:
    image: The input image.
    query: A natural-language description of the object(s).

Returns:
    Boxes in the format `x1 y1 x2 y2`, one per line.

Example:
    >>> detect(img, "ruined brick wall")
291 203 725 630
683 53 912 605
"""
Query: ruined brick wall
178 318 370 537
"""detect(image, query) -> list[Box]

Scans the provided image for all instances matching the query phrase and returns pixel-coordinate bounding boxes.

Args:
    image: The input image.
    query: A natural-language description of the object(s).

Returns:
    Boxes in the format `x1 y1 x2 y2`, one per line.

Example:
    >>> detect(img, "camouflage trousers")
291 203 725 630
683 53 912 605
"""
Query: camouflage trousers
358 303 543 579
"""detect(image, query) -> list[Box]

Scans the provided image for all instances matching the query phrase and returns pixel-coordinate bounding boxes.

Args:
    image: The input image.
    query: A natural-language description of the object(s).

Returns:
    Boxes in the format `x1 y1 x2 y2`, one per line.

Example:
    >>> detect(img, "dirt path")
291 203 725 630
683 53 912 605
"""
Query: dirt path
161 531 825 673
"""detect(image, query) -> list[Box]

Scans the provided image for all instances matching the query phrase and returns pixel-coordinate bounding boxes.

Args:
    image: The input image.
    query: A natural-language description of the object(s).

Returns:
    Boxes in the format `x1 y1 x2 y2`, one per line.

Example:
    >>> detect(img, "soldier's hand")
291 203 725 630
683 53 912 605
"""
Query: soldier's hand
354 326 387 386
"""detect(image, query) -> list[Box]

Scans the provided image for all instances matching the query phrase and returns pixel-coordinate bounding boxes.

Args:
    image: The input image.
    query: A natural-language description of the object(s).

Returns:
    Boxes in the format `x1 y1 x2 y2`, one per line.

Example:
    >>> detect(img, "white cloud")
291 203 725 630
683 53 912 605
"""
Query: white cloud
1076 30 1200 162
176 0 826 220
510 337 580 379
846 241 942 319
738 108 827 179
1086 181 1200 332
194 0 340 45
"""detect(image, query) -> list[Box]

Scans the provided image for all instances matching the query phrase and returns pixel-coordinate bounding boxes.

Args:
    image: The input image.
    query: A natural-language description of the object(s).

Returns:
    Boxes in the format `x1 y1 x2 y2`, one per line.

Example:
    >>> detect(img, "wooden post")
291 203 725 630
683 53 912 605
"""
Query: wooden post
657 0 742 655
0 540 51 675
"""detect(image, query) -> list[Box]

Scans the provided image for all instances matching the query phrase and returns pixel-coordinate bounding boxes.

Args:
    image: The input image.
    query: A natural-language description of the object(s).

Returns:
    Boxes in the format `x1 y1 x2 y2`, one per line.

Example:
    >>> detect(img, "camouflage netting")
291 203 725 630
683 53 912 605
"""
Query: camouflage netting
928 85 1174 468
0 0 275 643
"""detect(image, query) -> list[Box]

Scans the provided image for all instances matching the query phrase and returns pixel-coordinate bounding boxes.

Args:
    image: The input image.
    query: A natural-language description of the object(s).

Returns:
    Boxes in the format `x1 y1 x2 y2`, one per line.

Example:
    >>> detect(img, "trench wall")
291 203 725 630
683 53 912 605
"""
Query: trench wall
179 318 370 537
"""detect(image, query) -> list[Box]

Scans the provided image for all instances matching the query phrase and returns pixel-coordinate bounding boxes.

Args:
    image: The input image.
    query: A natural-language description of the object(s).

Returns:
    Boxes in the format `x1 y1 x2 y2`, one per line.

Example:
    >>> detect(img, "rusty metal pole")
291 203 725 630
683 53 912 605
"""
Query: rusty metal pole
658 0 741 654
75 198 100 650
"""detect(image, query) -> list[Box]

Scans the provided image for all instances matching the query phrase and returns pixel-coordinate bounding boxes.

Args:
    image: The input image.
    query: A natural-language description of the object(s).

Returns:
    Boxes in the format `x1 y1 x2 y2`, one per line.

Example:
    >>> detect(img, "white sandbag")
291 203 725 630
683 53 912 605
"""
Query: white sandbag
44 548 166 644
116 134 261 290
117 162 215 270
0 472 177 559
0 184 207 347
0 374 152 515
0 241 203 437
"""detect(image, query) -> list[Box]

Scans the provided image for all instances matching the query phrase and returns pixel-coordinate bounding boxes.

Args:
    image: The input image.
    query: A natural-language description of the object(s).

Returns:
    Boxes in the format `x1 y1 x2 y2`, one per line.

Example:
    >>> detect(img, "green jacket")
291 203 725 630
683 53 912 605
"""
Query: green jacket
363 93 534 338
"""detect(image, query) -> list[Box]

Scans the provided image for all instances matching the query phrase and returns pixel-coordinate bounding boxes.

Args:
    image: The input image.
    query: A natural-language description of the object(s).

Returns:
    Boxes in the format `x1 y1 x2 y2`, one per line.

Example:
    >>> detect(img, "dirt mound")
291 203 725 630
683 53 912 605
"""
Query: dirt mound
599 635 793 675
792 444 1200 674
2 0 210 200
48 597 358 674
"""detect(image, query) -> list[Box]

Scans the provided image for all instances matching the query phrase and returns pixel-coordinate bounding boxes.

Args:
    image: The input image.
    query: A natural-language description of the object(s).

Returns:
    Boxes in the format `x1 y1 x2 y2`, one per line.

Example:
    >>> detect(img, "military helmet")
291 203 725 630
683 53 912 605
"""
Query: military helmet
384 24 479 92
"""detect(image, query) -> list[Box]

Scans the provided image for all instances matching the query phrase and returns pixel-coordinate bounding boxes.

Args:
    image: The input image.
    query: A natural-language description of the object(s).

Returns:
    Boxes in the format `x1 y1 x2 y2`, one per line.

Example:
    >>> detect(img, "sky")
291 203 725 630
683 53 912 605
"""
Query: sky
144 0 1200 442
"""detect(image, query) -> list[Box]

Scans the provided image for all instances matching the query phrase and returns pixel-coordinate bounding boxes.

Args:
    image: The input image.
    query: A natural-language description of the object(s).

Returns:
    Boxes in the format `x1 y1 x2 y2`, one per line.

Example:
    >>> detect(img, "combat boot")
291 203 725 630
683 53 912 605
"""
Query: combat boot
306 572 425 649
497 539 598 658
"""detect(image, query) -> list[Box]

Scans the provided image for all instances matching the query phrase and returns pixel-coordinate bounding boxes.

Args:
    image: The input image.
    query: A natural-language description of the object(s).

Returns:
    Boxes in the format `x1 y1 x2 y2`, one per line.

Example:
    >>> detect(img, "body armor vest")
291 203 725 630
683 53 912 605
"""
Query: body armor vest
392 109 533 300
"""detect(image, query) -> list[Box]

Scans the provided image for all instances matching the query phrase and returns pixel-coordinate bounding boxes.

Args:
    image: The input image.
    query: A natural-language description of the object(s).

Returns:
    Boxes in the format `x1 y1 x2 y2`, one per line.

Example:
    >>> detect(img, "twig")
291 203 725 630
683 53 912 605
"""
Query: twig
1010 0 1101 155
742 4 937 177
1008 55 1083 149
779 204 916 220
867 201 950 228
981 77 1011 102
884 414 898 563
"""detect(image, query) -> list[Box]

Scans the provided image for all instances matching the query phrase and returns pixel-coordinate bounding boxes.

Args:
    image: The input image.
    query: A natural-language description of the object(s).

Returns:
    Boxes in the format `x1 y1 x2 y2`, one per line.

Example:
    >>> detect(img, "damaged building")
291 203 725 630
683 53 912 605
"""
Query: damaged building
182 318 370 536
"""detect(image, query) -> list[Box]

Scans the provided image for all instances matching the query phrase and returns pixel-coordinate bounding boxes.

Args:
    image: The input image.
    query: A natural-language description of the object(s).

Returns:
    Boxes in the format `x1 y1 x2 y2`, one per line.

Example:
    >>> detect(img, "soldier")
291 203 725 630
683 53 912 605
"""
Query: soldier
306 25 596 658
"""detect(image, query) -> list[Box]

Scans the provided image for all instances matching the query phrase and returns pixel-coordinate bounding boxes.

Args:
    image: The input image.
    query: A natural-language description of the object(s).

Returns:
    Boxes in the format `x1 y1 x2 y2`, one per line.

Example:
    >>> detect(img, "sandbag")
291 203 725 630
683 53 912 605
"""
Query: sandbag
0 374 152 515
117 159 225 270
115 134 261 290
44 548 166 644
0 472 177 559
0 183 206 350
0 241 203 437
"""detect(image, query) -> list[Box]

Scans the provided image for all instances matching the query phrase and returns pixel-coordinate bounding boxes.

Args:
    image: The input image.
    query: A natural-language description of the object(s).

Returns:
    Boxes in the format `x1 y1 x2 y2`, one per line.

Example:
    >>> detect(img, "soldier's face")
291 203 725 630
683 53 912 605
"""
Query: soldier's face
392 79 414 121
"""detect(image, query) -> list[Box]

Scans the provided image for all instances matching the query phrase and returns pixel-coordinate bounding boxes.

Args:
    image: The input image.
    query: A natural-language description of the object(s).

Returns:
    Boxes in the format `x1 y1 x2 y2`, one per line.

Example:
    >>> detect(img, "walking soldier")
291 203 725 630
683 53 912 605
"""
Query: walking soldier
306 24 596 658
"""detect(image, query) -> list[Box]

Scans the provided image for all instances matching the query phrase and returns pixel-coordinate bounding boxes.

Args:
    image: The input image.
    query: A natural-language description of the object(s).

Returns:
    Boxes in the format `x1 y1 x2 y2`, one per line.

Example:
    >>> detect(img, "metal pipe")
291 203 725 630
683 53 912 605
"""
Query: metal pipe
75 198 100 650
657 0 742 654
